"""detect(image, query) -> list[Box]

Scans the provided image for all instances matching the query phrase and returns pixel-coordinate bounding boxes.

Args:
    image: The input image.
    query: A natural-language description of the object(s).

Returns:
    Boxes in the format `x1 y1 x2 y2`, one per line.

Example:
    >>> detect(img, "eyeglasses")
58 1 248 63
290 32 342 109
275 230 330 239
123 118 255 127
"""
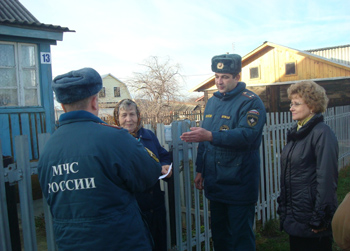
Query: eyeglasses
289 102 304 108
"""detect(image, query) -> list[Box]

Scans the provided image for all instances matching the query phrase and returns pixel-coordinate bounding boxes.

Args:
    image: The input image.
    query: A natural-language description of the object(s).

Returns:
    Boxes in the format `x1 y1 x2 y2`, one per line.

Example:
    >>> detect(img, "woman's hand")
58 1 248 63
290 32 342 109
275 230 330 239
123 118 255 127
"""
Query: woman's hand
311 227 327 233
161 165 172 178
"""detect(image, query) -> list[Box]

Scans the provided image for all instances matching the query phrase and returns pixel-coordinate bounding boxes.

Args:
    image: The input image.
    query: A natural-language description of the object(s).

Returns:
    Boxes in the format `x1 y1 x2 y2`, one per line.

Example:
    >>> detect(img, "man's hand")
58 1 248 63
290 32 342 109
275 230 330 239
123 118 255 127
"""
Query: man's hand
180 127 213 142
194 173 204 190
161 165 172 178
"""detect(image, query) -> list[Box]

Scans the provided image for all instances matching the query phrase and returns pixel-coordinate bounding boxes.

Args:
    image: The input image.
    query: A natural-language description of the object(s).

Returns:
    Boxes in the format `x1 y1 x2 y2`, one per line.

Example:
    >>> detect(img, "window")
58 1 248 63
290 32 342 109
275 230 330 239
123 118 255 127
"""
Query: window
114 87 120 97
249 66 259 79
286 62 296 75
99 87 106 98
0 42 40 107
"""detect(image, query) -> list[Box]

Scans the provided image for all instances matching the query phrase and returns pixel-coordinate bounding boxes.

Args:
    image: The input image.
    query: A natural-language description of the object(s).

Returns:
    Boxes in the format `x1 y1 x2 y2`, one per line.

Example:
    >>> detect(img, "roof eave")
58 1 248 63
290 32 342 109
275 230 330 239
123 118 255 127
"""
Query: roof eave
0 23 74 41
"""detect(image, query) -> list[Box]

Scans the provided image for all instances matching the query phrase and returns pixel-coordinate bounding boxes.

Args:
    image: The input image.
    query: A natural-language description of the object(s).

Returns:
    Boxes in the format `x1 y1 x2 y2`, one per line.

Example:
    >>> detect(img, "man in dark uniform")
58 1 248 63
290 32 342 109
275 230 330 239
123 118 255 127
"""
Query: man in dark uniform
38 68 162 250
180 54 266 250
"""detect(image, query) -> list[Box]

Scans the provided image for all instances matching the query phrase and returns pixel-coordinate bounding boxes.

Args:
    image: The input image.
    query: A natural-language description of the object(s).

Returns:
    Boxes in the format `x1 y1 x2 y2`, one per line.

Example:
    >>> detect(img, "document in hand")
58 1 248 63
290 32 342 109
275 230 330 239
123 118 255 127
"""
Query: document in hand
159 163 172 179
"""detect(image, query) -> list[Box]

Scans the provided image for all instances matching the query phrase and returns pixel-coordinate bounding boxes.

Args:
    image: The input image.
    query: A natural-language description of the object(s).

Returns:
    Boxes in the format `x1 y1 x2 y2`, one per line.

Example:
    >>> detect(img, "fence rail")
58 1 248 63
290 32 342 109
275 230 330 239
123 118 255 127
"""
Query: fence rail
1 106 349 251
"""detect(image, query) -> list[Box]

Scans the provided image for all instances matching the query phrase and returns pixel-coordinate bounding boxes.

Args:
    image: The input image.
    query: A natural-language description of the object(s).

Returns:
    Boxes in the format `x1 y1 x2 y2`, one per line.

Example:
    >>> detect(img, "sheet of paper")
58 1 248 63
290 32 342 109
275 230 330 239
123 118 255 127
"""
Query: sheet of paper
159 163 172 179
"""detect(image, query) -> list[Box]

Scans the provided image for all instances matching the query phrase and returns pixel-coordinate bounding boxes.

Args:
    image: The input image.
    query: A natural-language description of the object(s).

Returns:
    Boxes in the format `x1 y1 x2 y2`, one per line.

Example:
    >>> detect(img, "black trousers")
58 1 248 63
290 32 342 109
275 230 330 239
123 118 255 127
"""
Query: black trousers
143 208 167 251
289 235 333 251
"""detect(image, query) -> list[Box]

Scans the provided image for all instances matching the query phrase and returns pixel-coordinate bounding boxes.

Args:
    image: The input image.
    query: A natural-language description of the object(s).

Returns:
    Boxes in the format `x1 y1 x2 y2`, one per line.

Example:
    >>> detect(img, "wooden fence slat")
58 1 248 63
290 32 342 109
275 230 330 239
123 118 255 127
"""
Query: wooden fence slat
38 133 57 251
0 143 12 251
15 135 38 251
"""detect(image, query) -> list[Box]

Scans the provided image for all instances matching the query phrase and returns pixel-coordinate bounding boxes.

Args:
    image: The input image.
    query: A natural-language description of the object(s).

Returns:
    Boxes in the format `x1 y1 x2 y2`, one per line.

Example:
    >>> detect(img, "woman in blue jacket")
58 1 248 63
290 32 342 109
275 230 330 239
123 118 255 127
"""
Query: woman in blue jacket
114 99 172 251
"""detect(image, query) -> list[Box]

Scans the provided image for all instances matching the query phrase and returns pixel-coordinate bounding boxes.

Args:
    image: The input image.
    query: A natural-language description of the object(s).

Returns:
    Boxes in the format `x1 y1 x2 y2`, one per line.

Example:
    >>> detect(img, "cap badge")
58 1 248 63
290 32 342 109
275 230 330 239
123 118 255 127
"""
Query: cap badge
217 62 224 69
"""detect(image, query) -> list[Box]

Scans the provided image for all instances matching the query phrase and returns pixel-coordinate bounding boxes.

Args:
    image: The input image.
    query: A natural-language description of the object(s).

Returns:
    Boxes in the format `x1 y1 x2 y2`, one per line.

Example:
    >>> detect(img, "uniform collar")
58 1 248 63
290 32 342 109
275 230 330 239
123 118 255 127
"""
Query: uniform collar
213 82 246 100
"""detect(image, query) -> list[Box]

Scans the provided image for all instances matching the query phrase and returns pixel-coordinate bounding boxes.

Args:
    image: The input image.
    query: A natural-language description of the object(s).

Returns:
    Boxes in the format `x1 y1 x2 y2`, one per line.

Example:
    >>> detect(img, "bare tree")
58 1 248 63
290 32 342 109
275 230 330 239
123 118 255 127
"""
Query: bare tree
127 56 184 125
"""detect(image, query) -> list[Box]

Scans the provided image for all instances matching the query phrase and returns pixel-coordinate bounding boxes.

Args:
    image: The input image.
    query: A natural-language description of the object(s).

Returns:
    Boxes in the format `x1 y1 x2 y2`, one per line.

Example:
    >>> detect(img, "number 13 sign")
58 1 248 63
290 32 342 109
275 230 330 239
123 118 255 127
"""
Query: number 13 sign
41 52 51 64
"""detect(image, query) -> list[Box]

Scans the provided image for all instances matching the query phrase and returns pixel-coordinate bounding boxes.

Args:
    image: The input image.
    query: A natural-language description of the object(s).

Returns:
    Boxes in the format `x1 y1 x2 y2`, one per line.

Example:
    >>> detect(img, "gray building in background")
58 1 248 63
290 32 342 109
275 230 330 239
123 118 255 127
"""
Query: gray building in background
307 44 350 66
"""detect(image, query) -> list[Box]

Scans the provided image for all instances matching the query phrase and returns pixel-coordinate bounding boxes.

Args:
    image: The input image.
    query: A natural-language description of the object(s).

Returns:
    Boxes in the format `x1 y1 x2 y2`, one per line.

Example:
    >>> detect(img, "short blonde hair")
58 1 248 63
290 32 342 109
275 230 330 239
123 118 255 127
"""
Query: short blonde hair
287 80 329 113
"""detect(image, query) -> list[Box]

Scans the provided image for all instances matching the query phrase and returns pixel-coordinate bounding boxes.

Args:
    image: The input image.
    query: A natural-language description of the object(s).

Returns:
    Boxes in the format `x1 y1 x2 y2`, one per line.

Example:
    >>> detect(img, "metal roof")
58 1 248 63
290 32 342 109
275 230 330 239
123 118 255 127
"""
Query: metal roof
306 44 350 52
306 44 350 66
0 0 74 32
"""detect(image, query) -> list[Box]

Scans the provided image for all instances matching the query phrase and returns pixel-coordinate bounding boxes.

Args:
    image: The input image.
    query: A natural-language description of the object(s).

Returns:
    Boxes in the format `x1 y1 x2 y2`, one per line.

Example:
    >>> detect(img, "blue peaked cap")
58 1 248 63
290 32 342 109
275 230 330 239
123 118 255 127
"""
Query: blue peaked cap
52 67 102 104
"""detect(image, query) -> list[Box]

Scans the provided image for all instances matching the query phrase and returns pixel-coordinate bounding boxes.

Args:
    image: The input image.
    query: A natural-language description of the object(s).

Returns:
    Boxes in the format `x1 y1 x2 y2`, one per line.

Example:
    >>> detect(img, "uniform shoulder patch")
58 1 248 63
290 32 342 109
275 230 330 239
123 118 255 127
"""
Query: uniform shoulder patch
247 109 260 115
247 113 259 127
145 147 159 162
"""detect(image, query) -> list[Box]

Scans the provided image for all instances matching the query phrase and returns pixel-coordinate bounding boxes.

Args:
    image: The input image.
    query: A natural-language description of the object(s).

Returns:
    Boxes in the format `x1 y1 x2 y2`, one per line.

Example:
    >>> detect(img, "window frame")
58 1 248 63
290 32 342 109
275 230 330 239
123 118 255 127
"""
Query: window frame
0 41 40 107
285 61 297 76
249 66 260 80
99 87 106 98
114 87 120 97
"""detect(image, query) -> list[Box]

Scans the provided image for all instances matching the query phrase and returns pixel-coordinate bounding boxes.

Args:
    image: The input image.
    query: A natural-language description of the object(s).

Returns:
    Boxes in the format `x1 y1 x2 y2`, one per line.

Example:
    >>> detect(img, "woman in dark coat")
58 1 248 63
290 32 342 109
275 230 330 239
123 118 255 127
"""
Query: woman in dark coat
277 80 339 251
114 99 172 251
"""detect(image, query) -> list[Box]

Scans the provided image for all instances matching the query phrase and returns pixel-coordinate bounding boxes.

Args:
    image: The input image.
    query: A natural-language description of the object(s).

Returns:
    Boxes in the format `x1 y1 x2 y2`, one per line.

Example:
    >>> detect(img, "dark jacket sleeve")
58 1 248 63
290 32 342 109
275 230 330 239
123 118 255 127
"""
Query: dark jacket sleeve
110 130 162 193
309 125 339 229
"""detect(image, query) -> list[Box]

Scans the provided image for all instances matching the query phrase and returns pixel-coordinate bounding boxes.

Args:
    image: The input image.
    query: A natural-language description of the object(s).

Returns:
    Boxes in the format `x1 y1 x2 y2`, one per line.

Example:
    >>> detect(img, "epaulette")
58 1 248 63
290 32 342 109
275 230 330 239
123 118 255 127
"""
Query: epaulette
242 91 256 99
145 147 160 162
99 123 123 129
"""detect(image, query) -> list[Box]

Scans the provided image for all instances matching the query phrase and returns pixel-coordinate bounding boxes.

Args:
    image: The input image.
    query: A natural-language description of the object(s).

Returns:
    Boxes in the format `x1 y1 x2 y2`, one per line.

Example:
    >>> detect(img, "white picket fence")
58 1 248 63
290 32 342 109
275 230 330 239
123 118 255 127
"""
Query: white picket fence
1 106 349 251
167 105 350 250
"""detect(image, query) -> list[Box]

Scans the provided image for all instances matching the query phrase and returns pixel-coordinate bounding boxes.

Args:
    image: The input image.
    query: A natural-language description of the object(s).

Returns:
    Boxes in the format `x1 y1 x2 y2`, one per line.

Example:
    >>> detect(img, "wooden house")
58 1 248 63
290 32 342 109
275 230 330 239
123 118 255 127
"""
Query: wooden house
98 74 132 107
0 0 73 159
96 73 132 122
191 41 350 112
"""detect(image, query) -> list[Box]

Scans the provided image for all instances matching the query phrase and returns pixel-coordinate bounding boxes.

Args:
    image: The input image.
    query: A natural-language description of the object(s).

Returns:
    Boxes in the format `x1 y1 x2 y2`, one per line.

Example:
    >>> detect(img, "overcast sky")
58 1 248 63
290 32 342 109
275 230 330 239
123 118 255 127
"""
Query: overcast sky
21 0 350 98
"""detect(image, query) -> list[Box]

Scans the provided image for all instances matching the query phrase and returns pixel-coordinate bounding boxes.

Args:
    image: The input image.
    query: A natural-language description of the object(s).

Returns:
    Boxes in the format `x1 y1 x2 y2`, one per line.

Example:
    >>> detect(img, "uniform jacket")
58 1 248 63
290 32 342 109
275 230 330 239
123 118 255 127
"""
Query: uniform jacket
135 127 171 212
277 113 338 238
196 82 266 205
38 111 162 250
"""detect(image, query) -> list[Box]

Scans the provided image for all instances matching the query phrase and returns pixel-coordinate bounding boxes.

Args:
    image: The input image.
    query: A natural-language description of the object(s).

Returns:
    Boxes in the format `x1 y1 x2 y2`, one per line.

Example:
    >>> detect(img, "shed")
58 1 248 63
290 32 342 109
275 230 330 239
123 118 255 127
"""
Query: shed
191 41 350 112
0 0 73 159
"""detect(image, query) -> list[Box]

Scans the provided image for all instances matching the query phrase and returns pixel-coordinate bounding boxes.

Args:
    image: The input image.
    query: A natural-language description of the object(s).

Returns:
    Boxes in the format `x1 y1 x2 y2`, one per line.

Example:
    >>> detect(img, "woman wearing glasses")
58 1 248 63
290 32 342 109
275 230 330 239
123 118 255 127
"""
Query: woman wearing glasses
277 80 339 251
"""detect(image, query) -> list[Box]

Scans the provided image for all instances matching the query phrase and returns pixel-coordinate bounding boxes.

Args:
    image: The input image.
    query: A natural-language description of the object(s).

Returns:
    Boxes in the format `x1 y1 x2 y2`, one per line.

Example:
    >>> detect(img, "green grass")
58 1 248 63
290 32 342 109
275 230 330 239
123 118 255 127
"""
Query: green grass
337 164 350 204
255 219 289 250
255 164 350 251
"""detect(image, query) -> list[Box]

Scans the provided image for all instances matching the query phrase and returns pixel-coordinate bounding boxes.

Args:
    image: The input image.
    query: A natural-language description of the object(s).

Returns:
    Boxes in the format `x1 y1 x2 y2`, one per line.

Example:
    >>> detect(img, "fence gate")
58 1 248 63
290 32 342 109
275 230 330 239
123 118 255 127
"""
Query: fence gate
0 134 56 251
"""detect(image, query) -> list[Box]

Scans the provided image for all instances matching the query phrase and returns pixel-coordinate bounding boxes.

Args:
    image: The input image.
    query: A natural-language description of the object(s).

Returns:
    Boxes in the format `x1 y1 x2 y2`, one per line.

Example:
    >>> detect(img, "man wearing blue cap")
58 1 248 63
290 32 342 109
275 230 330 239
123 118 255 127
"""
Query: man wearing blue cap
38 67 162 250
181 54 266 250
